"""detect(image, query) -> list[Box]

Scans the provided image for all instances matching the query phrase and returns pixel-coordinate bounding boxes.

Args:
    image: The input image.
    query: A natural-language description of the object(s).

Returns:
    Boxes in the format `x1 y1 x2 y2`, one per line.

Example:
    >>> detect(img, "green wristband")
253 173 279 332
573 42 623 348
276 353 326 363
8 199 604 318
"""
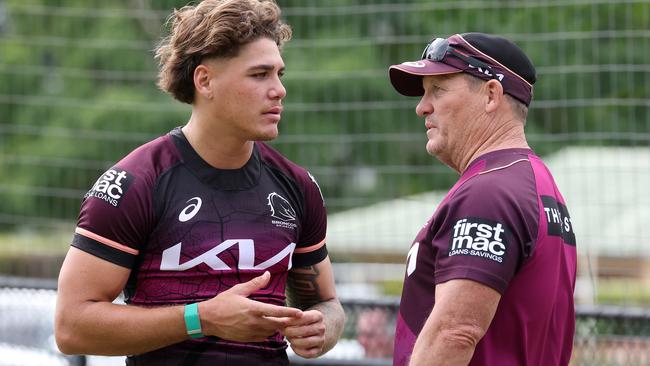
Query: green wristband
184 303 204 339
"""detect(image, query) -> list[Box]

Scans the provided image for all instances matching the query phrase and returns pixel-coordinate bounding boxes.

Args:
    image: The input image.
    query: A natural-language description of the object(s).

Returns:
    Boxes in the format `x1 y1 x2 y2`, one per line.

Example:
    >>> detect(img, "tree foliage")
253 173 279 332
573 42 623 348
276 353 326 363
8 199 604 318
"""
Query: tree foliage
0 0 648 227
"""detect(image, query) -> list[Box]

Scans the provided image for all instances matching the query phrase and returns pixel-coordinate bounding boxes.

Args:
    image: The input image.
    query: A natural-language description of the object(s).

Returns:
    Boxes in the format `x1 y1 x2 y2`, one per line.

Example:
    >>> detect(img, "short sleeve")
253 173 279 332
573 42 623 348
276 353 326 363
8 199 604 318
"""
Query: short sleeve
72 136 180 268
292 171 328 267
72 163 156 269
431 172 538 294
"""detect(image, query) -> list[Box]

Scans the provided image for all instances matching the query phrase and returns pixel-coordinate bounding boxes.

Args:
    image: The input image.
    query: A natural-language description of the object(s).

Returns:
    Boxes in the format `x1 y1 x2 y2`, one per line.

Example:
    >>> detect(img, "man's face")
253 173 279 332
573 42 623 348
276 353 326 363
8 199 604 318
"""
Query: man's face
415 74 482 169
203 38 286 142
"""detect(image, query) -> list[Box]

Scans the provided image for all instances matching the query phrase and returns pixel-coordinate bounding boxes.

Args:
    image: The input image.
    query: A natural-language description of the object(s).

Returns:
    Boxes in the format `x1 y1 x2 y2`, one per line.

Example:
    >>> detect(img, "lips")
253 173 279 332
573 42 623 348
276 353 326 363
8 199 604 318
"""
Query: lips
262 106 282 124
264 106 283 115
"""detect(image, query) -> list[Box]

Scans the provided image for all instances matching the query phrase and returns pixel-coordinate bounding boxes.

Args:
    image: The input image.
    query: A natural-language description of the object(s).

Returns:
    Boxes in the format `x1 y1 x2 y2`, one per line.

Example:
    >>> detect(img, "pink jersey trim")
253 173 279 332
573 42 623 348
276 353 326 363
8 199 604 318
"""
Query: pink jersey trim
75 227 139 255
294 239 326 253
479 158 529 175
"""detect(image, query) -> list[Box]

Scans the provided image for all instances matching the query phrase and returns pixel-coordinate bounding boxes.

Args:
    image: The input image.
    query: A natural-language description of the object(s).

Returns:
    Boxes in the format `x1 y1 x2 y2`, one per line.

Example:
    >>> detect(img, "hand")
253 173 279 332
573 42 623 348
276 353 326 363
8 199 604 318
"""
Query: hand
282 310 326 358
198 271 303 342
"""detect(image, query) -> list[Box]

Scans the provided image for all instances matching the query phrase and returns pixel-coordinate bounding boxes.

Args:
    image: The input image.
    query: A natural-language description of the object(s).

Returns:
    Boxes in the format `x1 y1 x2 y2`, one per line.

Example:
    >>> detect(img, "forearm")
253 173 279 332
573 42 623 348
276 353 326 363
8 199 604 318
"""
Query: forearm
409 327 477 366
56 300 187 356
306 298 345 354
409 279 500 366
286 259 345 357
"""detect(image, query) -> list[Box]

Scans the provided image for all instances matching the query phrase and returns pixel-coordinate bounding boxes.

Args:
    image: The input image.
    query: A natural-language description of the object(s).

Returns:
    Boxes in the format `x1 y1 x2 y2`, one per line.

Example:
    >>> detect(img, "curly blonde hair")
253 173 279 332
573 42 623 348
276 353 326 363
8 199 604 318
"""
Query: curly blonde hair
155 0 292 104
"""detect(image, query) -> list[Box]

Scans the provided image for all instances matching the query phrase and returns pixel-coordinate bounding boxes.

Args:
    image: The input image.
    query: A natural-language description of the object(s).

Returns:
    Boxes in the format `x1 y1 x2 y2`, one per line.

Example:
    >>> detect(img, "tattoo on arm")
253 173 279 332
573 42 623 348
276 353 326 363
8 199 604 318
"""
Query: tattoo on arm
286 265 321 310
287 264 346 354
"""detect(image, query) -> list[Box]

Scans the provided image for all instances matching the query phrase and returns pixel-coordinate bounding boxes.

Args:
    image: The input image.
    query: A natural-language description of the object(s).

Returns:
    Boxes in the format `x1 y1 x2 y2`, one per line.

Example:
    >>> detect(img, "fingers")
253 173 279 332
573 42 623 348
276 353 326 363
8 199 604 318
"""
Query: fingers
203 272 306 343
252 302 303 319
255 316 297 332
282 309 322 327
283 321 325 339
227 271 271 296
283 310 326 354
241 302 304 335
220 315 292 342
289 335 325 359
293 348 322 359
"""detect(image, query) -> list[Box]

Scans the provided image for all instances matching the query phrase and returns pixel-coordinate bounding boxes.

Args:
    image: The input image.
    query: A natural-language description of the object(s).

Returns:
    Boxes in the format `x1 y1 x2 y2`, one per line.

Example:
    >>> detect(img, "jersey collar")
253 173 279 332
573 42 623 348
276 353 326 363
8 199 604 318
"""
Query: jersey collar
170 127 261 191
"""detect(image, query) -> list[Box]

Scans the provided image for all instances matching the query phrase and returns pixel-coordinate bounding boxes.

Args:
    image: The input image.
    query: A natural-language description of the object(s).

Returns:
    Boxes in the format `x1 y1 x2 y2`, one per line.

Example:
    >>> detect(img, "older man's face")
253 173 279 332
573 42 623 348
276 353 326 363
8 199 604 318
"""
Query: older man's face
415 74 485 171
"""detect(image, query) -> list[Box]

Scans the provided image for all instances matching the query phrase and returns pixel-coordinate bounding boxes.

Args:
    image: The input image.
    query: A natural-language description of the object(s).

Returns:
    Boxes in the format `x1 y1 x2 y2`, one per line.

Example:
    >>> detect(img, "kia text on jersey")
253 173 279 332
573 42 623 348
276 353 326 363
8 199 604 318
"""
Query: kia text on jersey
160 239 296 271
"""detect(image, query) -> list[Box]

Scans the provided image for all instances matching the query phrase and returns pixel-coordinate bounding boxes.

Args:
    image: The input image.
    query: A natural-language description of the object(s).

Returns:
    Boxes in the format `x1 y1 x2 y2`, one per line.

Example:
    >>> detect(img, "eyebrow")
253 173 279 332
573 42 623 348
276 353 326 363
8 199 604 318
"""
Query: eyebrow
425 74 457 89
426 79 448 90
248 64 285 72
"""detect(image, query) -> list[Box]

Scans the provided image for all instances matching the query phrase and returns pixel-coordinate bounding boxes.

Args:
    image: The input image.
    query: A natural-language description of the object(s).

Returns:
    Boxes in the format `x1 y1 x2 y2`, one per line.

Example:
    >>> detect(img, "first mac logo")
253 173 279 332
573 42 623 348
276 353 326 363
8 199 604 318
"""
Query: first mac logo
448 217 508 264
85 168 134 207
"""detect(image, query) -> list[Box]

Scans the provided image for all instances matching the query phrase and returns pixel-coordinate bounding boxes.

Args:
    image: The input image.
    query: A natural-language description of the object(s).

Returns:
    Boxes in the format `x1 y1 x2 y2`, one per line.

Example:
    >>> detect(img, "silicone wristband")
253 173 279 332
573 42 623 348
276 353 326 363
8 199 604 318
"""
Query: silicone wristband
184 303 204 339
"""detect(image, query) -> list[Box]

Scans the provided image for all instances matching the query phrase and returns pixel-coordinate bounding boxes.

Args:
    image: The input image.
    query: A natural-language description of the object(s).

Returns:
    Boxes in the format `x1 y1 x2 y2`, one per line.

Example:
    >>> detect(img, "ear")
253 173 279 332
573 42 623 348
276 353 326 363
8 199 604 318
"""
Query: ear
484 79 504 113
193 63 213 100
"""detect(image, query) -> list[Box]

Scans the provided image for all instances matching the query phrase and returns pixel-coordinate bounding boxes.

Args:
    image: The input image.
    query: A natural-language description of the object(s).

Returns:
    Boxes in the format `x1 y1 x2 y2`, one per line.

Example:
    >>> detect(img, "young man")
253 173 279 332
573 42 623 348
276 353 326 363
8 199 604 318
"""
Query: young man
54 1 344 365
388 33 577 365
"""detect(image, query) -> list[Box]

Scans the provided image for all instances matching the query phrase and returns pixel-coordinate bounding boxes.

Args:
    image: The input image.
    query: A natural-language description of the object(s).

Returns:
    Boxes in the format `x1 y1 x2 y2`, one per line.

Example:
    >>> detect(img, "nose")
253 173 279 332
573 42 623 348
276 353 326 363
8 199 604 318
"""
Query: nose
415 96 432 117
269 76 286 100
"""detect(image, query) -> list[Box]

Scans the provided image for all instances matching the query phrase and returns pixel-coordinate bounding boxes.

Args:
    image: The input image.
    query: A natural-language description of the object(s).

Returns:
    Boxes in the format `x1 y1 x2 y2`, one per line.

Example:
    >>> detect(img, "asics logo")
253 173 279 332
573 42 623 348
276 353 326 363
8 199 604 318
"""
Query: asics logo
179 197 202 222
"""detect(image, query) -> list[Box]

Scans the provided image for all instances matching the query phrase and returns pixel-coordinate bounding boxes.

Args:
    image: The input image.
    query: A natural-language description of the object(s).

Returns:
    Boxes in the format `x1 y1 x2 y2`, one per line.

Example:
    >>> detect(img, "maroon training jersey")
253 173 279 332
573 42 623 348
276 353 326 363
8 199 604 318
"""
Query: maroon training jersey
394 148 577 366
72 127 328 365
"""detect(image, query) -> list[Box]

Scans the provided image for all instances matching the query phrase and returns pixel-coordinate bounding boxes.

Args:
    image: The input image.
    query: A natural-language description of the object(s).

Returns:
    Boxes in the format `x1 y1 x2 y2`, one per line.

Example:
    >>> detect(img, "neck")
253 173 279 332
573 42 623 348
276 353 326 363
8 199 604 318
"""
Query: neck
182 111 254 169
456 115 529 174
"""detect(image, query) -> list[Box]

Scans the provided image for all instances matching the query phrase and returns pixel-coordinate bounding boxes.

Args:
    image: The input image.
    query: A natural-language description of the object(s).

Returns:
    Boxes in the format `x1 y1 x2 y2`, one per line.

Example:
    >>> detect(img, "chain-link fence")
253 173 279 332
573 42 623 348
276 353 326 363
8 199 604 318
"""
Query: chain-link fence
2 278 650 366
1 0 649 251
1 1 649 305
1 1 649 364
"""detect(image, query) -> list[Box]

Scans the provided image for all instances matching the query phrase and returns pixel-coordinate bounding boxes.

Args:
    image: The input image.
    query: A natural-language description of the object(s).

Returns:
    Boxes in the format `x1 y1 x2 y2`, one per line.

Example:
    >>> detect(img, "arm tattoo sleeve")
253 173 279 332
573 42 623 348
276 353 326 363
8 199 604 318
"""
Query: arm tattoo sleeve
287 264 346 354
286 265 321 310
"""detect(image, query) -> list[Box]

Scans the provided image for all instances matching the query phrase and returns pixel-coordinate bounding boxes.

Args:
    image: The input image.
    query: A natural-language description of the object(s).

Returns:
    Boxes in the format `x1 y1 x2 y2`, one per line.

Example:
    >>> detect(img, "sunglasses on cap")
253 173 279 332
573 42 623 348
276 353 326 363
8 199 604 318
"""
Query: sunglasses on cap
420 38 502 81
389 33 534 105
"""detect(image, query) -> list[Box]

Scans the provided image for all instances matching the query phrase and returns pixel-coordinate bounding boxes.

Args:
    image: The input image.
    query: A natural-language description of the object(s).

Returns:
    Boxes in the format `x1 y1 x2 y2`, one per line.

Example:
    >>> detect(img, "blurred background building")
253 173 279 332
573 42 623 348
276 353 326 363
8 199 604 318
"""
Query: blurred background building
0 0 649 365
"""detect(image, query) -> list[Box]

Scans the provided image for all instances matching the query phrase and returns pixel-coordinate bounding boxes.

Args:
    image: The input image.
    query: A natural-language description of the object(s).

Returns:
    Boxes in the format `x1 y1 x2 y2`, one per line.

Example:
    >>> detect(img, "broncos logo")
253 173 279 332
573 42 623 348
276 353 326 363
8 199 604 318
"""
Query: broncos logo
267 192 297 222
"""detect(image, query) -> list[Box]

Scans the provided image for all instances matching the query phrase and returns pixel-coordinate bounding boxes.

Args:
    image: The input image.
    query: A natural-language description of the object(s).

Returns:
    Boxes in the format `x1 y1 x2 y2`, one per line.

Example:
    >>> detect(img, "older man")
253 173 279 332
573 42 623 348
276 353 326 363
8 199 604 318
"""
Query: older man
388 33 577 366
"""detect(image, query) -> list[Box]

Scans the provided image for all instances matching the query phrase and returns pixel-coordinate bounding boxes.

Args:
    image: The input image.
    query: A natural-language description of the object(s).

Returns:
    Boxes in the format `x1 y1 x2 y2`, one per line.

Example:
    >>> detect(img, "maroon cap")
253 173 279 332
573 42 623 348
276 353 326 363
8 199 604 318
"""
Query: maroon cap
389 33 536 106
